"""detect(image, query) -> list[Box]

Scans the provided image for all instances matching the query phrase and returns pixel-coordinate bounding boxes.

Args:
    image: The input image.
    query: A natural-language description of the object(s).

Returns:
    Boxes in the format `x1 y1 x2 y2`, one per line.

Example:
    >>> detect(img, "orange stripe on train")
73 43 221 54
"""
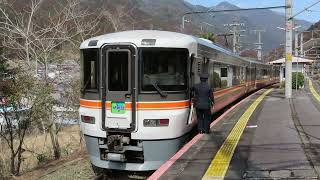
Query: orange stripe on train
80 77 273 110
80 99 102 108
80 100 190 110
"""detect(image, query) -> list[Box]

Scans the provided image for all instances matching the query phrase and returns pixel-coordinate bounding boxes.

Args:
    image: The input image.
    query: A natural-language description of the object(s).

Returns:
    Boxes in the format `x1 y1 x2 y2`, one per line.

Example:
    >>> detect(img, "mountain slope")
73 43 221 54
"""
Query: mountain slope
133 0 311 53
5 0 312 54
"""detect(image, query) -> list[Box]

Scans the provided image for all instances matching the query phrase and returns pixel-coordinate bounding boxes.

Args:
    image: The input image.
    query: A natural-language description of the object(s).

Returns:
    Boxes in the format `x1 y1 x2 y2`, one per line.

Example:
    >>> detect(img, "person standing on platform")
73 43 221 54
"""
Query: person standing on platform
192 73 214 134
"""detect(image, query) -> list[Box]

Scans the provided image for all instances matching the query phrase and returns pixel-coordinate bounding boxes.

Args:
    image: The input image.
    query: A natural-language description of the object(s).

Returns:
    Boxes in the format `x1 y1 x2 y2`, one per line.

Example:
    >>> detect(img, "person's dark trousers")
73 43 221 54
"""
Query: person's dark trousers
196 109 211 133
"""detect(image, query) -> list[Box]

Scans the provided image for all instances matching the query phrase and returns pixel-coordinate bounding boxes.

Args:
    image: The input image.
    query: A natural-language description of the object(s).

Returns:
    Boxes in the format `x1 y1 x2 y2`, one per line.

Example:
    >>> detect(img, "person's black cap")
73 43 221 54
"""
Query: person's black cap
200 73 209 79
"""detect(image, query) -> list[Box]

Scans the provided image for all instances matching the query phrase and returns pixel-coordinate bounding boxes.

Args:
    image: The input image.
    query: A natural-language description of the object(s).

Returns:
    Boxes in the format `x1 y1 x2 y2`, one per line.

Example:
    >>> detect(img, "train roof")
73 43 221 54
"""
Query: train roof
80 30 196 50
196 37 267 66
80 30 268 66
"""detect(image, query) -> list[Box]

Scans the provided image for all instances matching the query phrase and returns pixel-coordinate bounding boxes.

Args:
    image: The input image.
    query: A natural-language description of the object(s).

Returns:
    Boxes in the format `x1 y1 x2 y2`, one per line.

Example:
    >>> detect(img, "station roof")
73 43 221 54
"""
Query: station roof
269 57 314 64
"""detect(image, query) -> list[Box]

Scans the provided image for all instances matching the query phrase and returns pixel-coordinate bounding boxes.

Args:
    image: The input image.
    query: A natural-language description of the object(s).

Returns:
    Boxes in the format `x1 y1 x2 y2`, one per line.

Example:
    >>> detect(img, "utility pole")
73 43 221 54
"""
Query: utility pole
253 30 265 61
287 0 320 83
285 0 293 98
295 31 299 57
224 22 245 53
295 29 299 91
300 32 304 57
181 15 186 31
293 25 301 57
217 33 233 48
181 15 190 32
233 24 237 53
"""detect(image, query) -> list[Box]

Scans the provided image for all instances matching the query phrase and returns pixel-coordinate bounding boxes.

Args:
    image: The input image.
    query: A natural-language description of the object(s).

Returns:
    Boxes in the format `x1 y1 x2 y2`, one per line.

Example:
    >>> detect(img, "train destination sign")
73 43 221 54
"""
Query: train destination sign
111 102 126 114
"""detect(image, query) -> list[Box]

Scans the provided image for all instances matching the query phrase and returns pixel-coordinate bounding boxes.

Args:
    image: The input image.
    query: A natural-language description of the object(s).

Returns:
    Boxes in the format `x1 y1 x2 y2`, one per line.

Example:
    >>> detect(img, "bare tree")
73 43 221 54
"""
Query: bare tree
102 0 137 32
0 0 43 67
0 0 103 73
0 0 102 160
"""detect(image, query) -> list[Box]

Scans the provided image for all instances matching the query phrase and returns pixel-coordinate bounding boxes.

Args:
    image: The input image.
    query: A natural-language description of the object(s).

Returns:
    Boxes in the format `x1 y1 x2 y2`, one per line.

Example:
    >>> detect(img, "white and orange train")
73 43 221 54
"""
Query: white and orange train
79 30 279 172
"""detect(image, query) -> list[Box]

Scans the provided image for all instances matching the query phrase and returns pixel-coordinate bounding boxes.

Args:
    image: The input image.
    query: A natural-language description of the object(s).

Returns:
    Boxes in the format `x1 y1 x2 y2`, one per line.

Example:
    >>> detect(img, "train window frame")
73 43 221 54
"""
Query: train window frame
139 47 189 94
80 48 99 95
107 50 130 92
211 62 230 91
220 68 228 78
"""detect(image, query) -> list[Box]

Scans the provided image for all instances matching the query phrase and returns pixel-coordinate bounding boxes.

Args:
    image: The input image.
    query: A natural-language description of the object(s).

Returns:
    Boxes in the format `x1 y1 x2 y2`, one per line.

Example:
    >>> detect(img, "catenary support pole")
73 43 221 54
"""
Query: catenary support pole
285 0 293 98
257 31 262 61
295 31 299 91
233 25 237 53
253 30 265 61
300 32 304 57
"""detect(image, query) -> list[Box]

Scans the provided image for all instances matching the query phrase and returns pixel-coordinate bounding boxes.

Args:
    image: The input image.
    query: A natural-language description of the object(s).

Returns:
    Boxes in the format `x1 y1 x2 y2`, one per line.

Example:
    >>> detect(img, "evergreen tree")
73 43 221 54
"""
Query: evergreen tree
199 32 216 43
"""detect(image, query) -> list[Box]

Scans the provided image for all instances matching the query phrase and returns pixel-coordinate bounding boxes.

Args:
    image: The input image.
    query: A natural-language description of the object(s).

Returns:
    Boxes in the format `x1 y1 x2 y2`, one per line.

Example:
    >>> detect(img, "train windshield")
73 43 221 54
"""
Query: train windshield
141 48 188 91
80 49 99 94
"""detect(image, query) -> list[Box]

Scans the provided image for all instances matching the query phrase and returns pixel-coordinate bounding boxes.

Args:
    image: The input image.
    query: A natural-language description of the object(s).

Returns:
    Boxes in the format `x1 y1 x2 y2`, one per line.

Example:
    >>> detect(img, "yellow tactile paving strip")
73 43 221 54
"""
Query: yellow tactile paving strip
309 79 320 103
202 88 273 180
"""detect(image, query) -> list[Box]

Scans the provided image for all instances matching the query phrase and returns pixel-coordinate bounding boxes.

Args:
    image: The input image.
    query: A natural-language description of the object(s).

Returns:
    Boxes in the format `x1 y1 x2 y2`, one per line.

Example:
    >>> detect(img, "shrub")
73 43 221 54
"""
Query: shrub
199 32 216 42
36 153 50 165
0 157 10 180
292 72 304 89
221 80 228 88
0 158 4 179
61 147 69 156
280 81 285 89
211 72 221 89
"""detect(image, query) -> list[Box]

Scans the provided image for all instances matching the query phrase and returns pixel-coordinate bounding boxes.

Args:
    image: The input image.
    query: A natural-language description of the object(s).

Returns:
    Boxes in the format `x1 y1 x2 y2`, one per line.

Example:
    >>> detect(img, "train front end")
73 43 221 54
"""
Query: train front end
79 31 196 171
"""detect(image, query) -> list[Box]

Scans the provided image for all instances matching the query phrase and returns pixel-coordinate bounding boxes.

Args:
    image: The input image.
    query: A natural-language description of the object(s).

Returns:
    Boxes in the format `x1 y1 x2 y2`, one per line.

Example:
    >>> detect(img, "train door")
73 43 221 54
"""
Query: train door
246 66 250 92
102 44 137 132
187 54 195 124
253 65 257 88
249 63 256 91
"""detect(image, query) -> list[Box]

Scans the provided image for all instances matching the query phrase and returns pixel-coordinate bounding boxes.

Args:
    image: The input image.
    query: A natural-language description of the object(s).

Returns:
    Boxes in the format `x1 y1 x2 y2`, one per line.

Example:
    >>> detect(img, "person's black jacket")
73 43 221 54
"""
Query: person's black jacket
192 82 214 110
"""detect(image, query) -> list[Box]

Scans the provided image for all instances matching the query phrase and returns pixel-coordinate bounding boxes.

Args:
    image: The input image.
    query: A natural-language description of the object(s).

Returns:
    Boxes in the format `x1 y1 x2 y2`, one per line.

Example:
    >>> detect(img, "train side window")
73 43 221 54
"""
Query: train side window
202 57 209 74
257 68 262 80
232 66 241 86
81 49 99 93
208 61 219 89
211 62 229 90
246 67 249 81
250 66 256 81
261 69 267 79
266 69 271 78
240 67 246 84
221 68 227 77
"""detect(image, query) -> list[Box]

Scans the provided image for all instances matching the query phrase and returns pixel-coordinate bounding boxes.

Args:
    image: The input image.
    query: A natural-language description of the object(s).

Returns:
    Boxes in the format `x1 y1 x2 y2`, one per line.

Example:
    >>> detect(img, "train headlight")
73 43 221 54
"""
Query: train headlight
143 119 169 127
81 115 95 124
141 39 156 46
143 119 157 127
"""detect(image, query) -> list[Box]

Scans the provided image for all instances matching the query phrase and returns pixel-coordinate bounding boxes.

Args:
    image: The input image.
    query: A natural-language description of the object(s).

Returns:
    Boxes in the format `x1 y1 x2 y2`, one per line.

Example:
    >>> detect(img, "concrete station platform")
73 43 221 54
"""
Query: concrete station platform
149 79 320 180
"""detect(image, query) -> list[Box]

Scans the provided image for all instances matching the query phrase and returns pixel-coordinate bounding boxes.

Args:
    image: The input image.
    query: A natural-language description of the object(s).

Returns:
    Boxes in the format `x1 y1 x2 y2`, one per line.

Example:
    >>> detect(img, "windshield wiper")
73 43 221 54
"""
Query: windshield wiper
81 78 91 95
151 82 168 98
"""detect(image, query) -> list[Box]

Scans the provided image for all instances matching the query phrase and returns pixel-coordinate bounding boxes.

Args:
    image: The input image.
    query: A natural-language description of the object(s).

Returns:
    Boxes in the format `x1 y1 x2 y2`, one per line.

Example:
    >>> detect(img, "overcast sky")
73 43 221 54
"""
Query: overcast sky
186 0 320 23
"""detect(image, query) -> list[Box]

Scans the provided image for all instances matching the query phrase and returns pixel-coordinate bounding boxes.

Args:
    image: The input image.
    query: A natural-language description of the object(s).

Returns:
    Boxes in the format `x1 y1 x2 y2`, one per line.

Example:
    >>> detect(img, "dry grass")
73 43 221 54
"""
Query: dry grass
0 125 83 176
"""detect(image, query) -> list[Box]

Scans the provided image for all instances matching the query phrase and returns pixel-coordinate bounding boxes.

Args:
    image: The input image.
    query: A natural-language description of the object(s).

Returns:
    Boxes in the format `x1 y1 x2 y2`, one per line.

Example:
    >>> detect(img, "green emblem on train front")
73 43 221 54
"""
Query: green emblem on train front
111 102 126 114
